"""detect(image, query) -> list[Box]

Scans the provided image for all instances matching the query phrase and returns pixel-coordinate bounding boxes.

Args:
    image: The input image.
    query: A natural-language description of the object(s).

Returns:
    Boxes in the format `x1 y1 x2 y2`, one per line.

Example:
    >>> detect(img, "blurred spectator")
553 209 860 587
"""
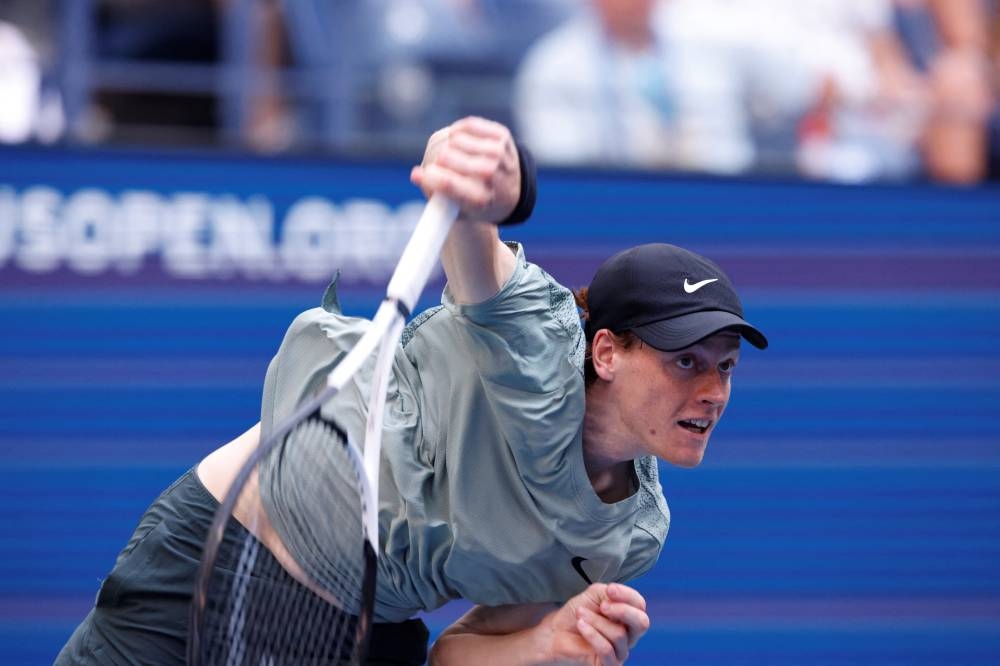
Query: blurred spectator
12 0 995 184
895 0 997 184
0 20 40 142
512 0 756 174
513 0 908 177
513 0 999 185
751 0 930 183
239 0 293 152
0 1 63 144
243 0 571 153
726 0 997 184
993 4 1000 179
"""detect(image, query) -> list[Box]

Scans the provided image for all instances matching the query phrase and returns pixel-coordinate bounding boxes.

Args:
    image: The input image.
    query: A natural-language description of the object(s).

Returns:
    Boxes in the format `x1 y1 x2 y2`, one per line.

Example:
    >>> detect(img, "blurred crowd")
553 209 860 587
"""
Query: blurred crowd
2 0 999 185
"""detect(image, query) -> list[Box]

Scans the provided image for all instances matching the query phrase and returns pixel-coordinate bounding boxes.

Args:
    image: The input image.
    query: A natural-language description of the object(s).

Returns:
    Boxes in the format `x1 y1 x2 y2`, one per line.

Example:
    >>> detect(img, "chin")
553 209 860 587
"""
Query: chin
675 451 706 468
665 442 707 468
657 428 712 467
686 430 713 464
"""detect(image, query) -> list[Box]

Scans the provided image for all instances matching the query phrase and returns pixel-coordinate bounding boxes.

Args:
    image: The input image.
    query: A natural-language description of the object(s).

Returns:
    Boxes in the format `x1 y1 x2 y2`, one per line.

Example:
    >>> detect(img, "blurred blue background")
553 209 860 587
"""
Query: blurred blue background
1 145 998 664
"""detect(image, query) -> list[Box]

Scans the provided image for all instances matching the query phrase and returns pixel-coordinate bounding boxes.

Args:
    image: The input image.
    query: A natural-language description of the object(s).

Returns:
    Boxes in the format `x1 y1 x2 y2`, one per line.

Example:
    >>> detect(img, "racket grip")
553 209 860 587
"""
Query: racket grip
386 194 459 312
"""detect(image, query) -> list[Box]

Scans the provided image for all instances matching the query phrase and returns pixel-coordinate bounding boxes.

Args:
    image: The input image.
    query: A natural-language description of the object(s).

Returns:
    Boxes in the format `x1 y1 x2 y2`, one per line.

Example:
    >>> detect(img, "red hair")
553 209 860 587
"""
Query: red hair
574 287 640 386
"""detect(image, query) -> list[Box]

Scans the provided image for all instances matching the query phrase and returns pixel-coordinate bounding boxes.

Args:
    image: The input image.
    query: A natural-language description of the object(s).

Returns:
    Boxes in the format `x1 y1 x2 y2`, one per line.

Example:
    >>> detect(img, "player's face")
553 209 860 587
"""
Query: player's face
617 332 740 468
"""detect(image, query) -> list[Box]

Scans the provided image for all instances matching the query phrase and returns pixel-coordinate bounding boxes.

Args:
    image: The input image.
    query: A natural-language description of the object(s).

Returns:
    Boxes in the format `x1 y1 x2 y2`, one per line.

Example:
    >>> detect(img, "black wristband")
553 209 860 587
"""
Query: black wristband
498 141 537 226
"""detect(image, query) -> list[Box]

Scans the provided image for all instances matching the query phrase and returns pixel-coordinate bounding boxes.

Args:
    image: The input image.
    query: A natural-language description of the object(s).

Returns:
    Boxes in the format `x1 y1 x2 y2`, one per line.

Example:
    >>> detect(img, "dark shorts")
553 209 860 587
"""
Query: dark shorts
55 467 428 665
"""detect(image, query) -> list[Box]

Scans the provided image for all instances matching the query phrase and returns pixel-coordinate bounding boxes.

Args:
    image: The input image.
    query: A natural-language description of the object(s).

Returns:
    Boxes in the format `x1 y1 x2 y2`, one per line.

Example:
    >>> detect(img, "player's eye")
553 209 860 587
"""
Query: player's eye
719 359 736 374
676 355 695 370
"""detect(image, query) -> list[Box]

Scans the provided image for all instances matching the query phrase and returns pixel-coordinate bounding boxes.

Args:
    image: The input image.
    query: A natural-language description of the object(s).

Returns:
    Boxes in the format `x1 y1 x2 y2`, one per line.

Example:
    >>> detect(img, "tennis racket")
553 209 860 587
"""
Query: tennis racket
187 194 459 665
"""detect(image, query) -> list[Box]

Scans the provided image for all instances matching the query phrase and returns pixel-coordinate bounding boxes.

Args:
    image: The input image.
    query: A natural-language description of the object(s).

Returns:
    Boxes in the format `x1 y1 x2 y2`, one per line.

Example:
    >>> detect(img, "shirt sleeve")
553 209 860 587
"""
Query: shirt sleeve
440 242 584 394
439 242 587 486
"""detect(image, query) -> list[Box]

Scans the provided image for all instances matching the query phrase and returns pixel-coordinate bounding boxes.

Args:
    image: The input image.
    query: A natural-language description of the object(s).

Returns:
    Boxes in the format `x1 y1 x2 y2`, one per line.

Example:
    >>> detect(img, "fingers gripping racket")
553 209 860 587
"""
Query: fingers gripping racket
188 194 459 665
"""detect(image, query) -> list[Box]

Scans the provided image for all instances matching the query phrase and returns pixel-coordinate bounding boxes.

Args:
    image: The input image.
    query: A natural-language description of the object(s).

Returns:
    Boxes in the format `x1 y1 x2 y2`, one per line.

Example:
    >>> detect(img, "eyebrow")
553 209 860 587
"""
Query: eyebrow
711 337 742 354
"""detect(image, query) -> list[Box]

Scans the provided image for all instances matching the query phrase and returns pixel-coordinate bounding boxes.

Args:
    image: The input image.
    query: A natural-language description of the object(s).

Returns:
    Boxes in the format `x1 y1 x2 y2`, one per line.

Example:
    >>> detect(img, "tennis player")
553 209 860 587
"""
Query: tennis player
57 116 766 665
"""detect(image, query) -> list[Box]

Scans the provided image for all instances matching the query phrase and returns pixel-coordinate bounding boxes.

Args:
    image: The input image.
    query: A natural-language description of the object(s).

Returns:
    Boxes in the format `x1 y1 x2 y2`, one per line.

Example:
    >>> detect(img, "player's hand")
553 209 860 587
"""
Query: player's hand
542 583 650 665
410 116 521 224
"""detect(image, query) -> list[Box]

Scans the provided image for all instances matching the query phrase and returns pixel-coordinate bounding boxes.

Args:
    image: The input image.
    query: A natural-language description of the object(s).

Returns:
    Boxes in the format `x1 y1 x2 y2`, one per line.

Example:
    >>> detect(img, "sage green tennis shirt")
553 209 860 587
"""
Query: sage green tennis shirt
259 243 670 623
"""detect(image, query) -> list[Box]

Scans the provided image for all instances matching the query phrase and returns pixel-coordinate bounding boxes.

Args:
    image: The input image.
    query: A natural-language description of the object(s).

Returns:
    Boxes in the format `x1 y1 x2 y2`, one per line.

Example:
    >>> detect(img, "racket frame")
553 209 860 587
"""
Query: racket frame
188 194 458 664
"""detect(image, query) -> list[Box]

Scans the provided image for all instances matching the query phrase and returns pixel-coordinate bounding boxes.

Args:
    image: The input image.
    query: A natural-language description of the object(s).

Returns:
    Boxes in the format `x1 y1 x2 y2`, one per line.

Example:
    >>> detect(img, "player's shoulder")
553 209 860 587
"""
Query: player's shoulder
400 305 446 349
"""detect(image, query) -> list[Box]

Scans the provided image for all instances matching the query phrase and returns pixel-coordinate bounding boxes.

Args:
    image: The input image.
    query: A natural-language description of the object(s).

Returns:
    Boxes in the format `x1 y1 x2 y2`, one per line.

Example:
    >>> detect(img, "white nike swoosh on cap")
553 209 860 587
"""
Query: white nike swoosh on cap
683 278 719 293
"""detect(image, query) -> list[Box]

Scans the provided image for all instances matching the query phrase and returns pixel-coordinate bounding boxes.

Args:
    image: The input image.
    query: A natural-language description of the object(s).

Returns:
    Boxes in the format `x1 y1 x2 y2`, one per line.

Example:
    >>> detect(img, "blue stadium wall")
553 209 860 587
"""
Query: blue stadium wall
1 145 998 665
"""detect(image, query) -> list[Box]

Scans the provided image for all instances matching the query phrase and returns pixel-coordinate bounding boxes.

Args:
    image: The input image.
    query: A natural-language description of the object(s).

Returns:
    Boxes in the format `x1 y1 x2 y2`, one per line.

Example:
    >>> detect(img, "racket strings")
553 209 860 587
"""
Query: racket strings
263 417 369 610
201 545 360 664
192 194 457 665
195 416 372 665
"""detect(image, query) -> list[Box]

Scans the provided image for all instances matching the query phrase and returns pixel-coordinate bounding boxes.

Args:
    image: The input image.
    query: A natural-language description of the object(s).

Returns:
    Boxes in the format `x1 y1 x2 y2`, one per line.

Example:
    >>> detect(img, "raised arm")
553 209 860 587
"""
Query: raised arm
410 117 523 305
430 583 650 666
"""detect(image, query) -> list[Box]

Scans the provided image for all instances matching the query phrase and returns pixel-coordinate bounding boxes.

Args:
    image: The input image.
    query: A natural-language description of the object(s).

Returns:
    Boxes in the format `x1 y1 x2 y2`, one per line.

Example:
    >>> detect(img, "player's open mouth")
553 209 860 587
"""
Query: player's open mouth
678 419 711 434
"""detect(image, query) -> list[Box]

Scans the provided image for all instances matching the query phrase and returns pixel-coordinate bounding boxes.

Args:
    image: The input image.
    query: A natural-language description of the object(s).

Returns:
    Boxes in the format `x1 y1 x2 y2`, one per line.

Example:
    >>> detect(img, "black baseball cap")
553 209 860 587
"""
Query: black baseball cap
585 243 768 351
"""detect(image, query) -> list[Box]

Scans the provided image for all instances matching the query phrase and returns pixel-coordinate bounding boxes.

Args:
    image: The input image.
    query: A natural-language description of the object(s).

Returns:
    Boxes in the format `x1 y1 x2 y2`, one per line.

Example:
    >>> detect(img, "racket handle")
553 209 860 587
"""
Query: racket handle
386 194 459 312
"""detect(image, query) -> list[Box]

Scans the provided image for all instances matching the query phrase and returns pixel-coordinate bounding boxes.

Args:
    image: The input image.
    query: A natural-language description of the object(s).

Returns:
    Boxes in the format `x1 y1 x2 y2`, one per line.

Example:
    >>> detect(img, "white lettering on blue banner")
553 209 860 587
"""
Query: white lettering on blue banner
0 185 428 282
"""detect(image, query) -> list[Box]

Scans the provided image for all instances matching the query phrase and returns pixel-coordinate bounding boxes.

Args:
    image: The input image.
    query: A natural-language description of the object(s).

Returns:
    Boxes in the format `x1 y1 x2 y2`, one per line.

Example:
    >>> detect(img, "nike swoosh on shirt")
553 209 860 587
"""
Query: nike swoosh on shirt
683 278 719 293
571 556 593 585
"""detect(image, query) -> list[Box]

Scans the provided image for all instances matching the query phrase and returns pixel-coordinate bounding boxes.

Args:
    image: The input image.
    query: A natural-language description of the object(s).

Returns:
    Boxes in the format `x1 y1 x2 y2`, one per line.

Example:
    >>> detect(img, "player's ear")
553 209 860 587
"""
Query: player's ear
591 329 618 382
